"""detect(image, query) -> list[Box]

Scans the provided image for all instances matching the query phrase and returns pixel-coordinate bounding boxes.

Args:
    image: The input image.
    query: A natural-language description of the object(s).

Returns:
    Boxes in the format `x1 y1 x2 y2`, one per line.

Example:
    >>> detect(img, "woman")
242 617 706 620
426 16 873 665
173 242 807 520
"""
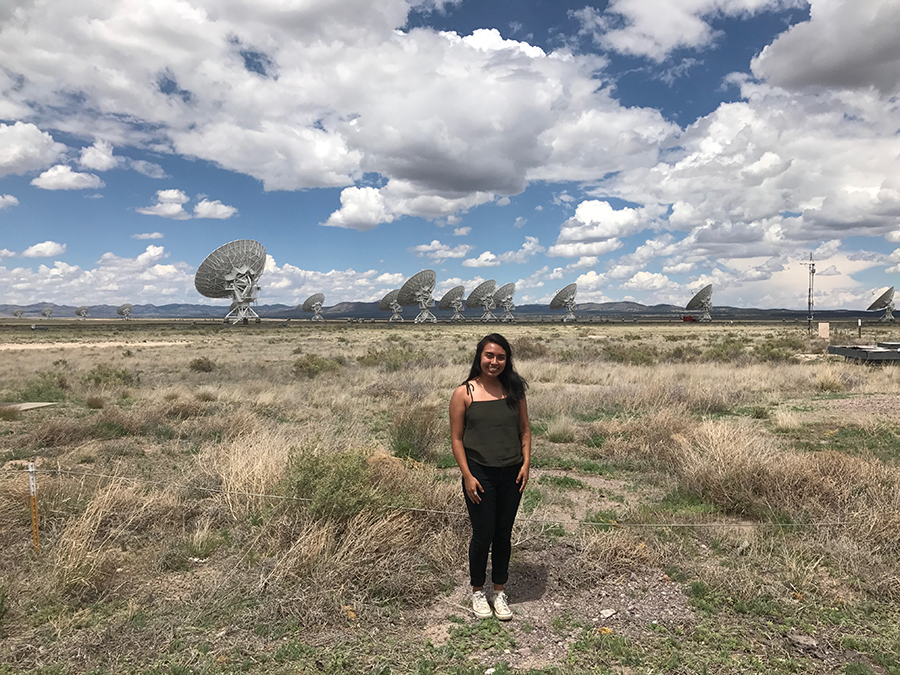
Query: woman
449 333 531 621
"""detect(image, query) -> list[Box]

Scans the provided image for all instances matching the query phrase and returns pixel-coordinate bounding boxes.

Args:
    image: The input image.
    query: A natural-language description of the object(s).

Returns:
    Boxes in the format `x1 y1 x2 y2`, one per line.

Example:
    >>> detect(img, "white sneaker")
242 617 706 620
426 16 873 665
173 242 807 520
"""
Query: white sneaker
492 591 512 621
472 590 492 619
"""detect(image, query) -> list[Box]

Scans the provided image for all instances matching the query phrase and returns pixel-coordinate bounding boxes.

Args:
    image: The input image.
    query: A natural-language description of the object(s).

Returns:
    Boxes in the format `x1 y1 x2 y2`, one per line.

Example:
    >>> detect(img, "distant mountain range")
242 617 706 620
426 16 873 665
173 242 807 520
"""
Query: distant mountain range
0 301 887 321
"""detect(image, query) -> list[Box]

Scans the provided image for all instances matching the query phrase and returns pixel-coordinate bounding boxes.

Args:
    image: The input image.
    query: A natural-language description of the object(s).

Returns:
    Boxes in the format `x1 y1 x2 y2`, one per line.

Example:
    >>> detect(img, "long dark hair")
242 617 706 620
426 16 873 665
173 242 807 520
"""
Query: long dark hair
464 333 528 408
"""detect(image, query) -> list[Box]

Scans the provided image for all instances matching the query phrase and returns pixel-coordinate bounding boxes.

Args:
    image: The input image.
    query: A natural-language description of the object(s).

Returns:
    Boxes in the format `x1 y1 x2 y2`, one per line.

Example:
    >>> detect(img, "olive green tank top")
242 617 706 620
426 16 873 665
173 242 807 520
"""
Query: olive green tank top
463 398 523 468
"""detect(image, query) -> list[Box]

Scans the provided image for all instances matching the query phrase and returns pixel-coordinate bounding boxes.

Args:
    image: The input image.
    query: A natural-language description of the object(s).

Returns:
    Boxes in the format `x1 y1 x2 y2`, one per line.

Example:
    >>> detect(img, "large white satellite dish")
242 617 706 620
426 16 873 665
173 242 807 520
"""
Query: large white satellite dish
76 305 89 320
686 284 713 322
117 303 133 320
13 309 24 319
195 239 266 324
439 285 466 322
493 283 516 323
302 293 325 321
41 307 53 319
467 280 497 322
379 289 403 322
397 269 437 324
550 283 578 322
867 286 895 322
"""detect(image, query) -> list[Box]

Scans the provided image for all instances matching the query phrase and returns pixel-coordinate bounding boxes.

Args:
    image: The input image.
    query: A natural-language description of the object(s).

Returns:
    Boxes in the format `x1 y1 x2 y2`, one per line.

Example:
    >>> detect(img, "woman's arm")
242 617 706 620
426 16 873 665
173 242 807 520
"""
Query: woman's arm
450 384 483 503
516 396 531 492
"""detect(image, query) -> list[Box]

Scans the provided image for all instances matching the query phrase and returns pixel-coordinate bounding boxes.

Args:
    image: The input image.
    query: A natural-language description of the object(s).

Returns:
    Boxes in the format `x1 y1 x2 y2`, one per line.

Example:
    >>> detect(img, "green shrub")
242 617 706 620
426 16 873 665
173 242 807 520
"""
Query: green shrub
514 337 549 360
0 407 20 421
189 356 215 372
391 405 442 460
602 343 657 365
752 334 806 362
292 353 341 378
284 450 378 521
704 337 745 362
83 364 140 387
356 345 429 372
18 371 69 401
85 395 105 409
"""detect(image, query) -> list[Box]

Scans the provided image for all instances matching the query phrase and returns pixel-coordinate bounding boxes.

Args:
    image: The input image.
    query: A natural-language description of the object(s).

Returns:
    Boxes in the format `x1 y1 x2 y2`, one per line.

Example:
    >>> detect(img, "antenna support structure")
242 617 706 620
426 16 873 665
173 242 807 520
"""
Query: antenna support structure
439 286 466 322
867 286 895 322
467 280 498 323
550 284 578 322
685 284 713 323
397 270 438 324
302 293 325 321
802 254 815 333
194 240 267 325
493 283 516 323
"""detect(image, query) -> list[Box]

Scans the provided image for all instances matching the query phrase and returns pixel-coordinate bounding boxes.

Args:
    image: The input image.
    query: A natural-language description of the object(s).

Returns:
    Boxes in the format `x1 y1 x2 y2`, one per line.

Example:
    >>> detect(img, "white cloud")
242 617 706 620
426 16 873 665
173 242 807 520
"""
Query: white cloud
409 240 473 262
620 271 672 291
463 252 500 268
752 0 900 96
129 160 168 179
132 232 164 240
453 227 471 236
0 3 676 223
0 122 65 177
0 248 14 258
137 189 191 220
573 0 803 62
323 187 392 230
513 217 527 228
194 199 237 219
31 165 105 190
495 236 545 263
547 239 623 258
22 240 66 257
0 194 19 209
79 140 120 171
547 201 653 258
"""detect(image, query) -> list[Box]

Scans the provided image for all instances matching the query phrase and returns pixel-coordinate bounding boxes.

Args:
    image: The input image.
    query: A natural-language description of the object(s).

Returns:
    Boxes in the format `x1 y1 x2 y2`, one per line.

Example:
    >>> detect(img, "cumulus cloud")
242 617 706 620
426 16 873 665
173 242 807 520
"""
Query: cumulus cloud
0 2 677 223
752 0 900 96
31 165 105 190
620 270 672 291
573 0 803 62
129 160 168 179
193 199 237 219
132 232 164 240
79 140 120 171
0 194 18 209
409 240 473 262
463 252 499 268
0 248 14 258
0 122 65 177
22 240 66 257
453 227 471 236
137 189 191 220
547 201 653 258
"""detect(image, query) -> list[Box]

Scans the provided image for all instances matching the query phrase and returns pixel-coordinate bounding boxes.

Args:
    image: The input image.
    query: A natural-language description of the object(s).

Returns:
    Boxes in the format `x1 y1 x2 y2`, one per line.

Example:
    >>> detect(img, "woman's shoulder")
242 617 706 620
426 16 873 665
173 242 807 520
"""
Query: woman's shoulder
451 381 474 401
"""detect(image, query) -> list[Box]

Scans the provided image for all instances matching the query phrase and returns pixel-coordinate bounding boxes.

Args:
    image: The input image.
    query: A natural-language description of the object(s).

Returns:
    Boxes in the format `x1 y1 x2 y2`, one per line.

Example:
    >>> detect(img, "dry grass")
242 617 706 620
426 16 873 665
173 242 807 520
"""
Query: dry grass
3 321 900 673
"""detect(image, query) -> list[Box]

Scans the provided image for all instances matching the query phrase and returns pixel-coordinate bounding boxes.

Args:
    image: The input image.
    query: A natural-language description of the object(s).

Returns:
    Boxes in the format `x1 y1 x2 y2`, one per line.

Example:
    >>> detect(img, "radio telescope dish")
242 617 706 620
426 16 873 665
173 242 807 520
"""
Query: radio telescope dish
493 283 516 323
397 269 437 323
379 289 403 322
439 285 466 322
13 309 24 319
867 286 895 322
76 306 89 319
466 280 497 322
195 239 266 324
117 303 133 320
41 307 53 319
302 293 326 321
685 284 713 322
550 283 578 322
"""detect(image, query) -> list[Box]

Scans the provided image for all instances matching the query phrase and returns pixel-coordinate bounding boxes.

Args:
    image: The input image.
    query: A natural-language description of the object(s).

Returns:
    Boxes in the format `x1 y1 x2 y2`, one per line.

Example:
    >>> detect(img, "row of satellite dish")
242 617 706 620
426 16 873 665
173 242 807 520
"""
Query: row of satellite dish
15 240 897 323
192 240 581 324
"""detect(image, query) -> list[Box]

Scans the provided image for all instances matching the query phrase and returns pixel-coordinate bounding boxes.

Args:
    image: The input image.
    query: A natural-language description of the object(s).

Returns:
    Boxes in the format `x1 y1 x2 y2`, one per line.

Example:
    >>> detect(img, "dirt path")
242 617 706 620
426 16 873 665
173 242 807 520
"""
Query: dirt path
0 340 191 351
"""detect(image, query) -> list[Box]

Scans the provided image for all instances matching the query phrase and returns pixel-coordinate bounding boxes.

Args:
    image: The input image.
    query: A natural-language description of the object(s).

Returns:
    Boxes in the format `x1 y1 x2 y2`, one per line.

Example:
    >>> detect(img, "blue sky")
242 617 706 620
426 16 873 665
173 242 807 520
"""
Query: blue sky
1 0 899 312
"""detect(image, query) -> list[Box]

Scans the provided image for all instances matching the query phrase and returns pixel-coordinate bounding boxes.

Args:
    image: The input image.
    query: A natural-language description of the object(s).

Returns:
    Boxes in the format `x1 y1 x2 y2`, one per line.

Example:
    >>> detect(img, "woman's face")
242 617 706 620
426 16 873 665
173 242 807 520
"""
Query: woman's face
479 342 507 378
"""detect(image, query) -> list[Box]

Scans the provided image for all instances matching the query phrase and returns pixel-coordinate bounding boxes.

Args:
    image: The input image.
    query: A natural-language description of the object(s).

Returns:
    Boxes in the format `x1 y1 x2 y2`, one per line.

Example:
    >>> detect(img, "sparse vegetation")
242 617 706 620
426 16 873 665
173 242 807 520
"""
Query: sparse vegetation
2 320 900 674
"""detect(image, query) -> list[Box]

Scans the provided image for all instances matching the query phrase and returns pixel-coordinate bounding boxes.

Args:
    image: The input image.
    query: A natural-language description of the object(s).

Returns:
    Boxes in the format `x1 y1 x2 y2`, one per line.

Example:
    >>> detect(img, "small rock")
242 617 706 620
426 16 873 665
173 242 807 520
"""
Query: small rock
599 609 617 619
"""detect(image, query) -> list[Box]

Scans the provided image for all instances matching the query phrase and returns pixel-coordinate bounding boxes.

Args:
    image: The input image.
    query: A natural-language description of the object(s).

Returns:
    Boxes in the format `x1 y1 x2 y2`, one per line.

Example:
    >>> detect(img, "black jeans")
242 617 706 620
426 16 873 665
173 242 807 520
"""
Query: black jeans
463 460 523 588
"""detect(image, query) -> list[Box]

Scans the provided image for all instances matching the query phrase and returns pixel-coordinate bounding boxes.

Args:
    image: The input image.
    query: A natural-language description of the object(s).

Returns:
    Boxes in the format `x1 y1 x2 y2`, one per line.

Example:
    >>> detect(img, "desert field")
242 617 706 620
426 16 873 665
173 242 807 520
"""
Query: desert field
1 320 899 674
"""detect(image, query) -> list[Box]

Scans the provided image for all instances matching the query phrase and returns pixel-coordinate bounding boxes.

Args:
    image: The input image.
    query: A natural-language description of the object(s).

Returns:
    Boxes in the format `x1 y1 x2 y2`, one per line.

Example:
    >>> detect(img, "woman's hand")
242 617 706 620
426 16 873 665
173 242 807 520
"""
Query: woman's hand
516 464 530 493
464 474 483 503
